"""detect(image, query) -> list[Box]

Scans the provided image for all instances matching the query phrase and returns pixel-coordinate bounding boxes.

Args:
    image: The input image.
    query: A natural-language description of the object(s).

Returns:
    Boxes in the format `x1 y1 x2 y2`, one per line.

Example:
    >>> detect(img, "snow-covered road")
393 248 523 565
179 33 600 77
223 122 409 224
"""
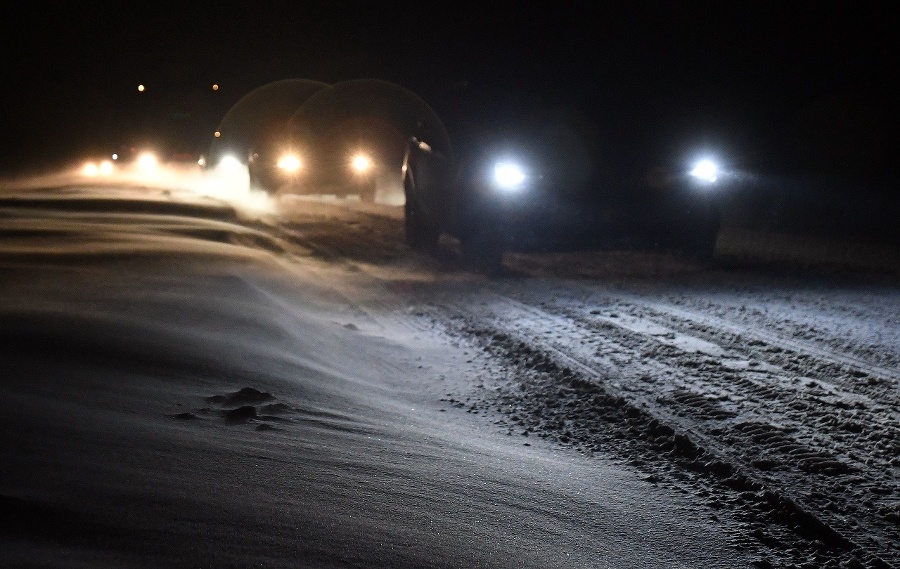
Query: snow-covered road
1 178 897 567
275 196 900 568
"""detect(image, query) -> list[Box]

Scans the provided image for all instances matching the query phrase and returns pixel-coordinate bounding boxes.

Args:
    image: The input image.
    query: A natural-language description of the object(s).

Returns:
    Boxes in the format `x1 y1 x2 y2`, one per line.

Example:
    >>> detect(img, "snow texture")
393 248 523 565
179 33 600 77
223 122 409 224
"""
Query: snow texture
1 170 897 568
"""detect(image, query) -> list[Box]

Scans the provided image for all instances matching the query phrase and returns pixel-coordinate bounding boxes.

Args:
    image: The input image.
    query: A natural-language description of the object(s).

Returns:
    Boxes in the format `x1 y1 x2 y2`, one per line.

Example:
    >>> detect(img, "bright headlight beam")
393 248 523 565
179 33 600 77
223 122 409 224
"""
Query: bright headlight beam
351 154 372 173
690 159 718 183
137 152 158 172
218 154 243 172
277 154 302 172
493 162 526 189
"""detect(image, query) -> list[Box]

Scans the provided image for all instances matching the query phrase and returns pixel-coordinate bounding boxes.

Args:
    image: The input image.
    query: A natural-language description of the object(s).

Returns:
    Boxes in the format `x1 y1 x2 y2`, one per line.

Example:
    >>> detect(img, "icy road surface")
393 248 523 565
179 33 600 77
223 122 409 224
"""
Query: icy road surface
1 178 898 568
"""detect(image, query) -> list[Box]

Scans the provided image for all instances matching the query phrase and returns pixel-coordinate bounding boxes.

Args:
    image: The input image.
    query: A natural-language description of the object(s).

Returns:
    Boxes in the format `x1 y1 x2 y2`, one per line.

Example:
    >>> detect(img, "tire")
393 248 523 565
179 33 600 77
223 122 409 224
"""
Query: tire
460 226 505 275
404 195 439 253
249 166 277 194
687 212 720 262
672 207 720 262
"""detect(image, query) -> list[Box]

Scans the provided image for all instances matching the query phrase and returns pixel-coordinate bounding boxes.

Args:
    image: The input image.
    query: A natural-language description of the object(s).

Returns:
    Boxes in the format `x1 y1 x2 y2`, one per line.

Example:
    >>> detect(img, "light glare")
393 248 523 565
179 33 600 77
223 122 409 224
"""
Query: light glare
218 155 243 171
138 152 158 172
351 154 372 173
690 159 718 183
277 154 302 172
494 162 526 189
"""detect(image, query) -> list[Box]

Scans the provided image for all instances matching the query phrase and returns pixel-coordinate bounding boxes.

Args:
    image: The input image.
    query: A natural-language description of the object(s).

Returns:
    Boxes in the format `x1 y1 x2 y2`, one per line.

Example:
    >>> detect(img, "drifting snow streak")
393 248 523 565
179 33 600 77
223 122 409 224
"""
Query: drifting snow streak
1 163 275 217
0 172 283 263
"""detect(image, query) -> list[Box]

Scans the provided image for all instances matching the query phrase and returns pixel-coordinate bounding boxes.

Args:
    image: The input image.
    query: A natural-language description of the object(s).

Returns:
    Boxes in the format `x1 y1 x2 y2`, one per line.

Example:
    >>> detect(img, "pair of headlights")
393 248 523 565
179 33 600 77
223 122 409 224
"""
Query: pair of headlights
490 158 721 191
83 151 162 176
83 160 114 176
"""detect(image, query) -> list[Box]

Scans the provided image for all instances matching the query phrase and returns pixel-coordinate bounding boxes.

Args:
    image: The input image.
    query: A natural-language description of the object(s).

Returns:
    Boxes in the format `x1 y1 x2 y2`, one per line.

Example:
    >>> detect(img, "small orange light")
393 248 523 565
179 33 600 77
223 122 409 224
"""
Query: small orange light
214 131 221 138
212 84 219 91
137 84 145 92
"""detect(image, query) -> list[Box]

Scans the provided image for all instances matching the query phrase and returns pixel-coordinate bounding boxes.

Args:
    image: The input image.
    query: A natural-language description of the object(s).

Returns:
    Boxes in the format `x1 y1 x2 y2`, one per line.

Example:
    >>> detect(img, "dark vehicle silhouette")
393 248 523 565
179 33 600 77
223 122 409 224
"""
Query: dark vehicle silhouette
402 108 724 271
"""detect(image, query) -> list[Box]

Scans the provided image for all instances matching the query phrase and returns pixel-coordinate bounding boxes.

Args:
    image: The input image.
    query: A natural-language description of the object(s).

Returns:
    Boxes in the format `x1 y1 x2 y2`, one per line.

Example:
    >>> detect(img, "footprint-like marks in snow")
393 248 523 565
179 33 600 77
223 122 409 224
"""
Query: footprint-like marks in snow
172 387 294 431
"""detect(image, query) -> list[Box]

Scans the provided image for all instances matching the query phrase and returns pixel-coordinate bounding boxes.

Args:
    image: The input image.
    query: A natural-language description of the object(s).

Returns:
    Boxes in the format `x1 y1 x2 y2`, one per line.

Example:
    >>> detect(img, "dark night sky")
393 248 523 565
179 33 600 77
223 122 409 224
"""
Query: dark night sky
1 2 896 183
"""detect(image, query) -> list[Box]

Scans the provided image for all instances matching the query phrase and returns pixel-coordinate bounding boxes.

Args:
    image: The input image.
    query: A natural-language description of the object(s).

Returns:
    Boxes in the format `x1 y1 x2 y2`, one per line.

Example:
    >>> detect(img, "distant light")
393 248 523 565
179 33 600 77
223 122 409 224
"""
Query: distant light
214 131 221 138
493 161 526 190
212 84 219 91
137 152 158 172
277 153 302 173
111 153 118 160
690 159 719 183
351 154 372 173
197 156 206 167
137 84 145 92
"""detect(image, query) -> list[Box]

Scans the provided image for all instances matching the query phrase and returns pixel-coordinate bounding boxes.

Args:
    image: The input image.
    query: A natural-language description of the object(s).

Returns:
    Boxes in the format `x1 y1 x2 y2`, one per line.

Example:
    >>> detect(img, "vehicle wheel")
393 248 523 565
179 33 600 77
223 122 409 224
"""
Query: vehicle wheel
460 227 505 275
682 208 721 261
404 197 439 253
249 167 276 193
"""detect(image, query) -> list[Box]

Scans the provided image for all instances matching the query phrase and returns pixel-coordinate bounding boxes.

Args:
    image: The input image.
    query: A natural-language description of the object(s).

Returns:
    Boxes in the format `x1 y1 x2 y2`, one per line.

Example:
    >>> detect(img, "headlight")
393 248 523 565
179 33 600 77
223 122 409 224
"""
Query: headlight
689 159 719 183
137 152 159 172
99 160 114 175
277 153 302 173
82 162 99 176
493 161 526 190
351 153 372 174
217 154 243 172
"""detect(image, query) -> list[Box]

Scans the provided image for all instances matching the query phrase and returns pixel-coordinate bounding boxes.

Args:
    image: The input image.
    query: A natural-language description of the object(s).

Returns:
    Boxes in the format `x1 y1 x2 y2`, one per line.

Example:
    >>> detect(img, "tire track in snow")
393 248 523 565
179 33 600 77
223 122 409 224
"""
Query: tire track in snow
562 294 900 530
258 201 898 566
619 296 900 410
441 287 897 568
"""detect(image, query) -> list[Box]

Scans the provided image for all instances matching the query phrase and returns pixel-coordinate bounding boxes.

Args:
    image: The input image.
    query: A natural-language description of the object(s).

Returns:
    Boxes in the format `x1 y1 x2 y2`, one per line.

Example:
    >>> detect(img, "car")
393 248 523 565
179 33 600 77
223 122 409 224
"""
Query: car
80 157 116 177
248 142 378 202
402 116 725 271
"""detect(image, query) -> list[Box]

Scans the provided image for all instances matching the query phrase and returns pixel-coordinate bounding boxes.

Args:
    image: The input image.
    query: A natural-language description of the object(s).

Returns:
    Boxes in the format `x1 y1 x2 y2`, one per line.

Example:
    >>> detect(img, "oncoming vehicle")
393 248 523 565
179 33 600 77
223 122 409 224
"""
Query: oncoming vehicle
81 157 116 177
249 143 378 202
403 111 726 271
